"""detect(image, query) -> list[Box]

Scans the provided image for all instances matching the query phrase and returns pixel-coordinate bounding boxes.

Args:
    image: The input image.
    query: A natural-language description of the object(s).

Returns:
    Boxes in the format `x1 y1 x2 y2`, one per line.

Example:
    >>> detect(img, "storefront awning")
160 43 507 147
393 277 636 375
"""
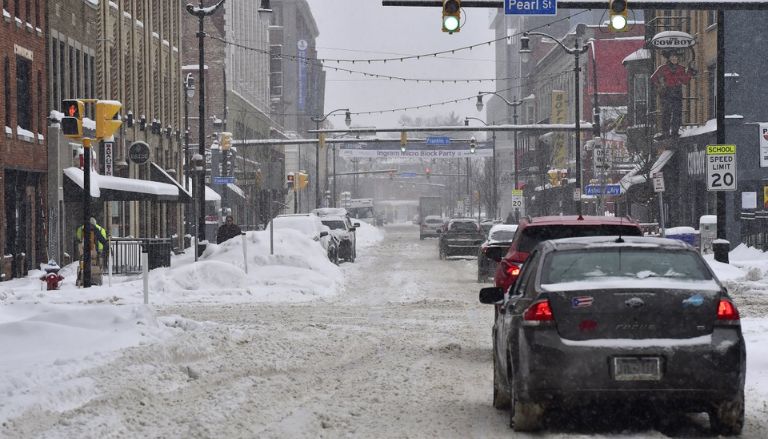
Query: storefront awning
619 150 675 192
150 162 192 201
64 167 195 202
225 183 246 200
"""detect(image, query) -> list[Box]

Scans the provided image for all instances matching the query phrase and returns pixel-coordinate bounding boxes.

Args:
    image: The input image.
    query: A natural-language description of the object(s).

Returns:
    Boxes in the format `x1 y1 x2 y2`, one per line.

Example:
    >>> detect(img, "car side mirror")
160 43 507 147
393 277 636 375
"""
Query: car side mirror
479 287 504 304
320 231 329 238
353 222 361 228
485 246 504 262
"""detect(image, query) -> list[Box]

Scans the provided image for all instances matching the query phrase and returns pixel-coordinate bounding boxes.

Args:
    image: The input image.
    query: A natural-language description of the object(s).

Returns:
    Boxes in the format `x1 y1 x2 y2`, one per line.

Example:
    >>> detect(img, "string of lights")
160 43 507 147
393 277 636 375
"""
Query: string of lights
207 34 516 84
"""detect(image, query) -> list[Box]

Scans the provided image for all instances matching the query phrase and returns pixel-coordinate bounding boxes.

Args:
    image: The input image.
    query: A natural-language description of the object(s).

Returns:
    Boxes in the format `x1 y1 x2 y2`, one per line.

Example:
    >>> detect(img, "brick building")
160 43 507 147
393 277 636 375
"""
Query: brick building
1 0 47 280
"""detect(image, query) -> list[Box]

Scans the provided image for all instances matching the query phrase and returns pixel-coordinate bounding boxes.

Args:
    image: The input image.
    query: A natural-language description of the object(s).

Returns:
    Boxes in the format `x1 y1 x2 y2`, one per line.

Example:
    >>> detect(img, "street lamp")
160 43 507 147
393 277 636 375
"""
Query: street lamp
311 109 351 209
477 91 525 220
183 73 195 239
191 153 205 262
186 0 226 256
465 116 497 219
519 24 589 216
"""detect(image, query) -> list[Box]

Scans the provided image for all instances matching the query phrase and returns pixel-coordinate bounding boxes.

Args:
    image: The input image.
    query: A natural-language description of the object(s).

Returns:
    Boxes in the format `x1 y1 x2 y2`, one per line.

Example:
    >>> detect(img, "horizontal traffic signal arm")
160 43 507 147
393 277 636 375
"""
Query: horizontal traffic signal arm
309 123 593 135
382 1 768 9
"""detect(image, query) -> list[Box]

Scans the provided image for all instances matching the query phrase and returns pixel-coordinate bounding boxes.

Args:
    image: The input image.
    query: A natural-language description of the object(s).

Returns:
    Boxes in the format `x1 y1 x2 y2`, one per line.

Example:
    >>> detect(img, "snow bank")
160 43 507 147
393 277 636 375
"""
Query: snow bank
354 218 385 249
0 304 174 423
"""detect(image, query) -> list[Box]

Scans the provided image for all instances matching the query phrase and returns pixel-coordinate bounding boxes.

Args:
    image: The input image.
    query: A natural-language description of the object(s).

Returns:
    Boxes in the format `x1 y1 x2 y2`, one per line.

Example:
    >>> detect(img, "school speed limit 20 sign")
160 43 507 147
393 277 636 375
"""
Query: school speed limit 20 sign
706 144 737 191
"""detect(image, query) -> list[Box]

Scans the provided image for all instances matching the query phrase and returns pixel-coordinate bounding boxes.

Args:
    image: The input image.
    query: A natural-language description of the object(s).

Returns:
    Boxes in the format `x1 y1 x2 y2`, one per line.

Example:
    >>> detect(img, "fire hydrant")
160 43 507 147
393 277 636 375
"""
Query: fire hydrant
40 260 64 291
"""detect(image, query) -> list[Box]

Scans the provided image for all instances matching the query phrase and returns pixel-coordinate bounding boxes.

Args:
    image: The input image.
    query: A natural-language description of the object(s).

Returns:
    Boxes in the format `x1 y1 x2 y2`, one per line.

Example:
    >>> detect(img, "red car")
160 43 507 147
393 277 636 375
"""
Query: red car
487 216 644 293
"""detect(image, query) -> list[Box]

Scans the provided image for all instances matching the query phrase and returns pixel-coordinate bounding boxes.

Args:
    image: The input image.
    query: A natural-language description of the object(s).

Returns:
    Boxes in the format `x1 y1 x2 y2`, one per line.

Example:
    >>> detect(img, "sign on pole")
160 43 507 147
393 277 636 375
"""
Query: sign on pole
103 141 114 176
511 189 524 210
706 144 737 191
759 123 768 168
653 172 665 193
505 0 557 15
425 136 451 146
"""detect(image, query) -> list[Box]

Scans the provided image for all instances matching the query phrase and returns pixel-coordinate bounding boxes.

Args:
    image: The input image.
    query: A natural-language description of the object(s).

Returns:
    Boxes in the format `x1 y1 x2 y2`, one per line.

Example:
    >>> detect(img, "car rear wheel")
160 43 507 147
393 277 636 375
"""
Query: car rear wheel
508 364 544 431
709 391 744 436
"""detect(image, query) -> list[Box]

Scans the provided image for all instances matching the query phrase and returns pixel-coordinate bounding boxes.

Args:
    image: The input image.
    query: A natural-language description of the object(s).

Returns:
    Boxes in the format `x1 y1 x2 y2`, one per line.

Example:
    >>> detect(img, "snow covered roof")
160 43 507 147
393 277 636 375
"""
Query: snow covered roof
64 167 190 202
619 150 674 192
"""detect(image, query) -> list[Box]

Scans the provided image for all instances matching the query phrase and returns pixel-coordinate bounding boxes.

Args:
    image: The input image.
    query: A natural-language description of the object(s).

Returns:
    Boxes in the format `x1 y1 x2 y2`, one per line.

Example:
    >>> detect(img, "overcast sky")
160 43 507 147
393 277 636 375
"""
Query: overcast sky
304 0 499 129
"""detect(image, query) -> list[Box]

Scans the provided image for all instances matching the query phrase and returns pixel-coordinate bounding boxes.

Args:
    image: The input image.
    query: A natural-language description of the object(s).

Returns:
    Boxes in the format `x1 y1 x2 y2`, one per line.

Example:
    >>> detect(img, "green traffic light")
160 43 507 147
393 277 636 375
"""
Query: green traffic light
443 16 459 33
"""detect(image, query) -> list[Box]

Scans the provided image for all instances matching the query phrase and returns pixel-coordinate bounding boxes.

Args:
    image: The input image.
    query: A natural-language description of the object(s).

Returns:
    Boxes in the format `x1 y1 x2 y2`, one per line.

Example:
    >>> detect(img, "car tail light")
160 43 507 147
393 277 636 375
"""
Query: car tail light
716 299 740 324
523 299 554 326
502 260 521 277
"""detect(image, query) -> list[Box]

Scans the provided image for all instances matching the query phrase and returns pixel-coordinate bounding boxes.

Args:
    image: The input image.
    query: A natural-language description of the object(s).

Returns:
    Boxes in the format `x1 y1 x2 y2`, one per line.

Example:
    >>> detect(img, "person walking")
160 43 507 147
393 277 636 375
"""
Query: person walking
651 50 697 139
216 215 242 244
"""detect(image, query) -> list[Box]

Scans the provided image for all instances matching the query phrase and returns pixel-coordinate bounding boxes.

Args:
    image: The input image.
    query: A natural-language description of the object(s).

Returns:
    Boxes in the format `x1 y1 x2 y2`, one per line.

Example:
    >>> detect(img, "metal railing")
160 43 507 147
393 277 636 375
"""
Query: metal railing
741 211 768 251
109 238 173 275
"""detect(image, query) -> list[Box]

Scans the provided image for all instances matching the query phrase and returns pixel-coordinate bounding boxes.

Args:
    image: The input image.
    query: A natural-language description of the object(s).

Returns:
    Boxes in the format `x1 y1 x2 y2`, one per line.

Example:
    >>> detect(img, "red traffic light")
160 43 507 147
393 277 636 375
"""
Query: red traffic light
67 104 77 117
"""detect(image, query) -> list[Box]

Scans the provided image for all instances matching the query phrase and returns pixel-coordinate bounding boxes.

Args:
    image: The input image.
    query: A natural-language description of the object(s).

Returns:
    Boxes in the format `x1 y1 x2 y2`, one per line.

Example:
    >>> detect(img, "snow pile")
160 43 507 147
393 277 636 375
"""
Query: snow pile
742 318 768 424
353 218 385 249
0 303 174 423
706 243 768 283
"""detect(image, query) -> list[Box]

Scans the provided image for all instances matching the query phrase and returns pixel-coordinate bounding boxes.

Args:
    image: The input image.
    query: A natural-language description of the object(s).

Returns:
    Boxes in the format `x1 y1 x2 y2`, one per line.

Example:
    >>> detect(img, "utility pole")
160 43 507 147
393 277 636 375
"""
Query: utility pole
186 0 226 257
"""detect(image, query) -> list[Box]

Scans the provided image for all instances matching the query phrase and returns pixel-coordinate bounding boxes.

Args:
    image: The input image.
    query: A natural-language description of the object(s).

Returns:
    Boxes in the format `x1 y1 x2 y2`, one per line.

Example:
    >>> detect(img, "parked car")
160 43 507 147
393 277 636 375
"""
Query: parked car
485 216 644 293
479 236 746 434
438 218 484 259
477 224 518 282
420 215 444 240
269 214 340 264
320 215 360 263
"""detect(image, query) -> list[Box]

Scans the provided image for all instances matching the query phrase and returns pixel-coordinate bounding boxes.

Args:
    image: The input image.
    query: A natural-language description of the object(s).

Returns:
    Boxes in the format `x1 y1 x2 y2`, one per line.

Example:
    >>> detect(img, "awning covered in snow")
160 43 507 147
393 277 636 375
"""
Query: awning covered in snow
63 167 192 202
619 150 675 193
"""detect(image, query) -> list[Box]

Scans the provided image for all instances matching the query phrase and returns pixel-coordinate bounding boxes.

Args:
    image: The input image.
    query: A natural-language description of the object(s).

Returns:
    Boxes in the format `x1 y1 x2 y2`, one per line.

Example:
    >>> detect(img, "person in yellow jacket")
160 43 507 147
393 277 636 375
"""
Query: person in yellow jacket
76 217 109 254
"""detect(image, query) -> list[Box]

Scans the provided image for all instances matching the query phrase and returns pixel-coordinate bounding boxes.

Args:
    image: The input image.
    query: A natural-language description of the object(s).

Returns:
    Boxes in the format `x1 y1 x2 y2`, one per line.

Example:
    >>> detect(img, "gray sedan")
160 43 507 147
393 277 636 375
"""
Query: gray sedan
479 236 746 434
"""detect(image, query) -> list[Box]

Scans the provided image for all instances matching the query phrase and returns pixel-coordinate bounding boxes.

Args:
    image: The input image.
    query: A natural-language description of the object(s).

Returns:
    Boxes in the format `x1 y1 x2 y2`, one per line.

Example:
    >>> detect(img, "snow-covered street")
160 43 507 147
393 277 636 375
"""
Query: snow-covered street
2 223 768 438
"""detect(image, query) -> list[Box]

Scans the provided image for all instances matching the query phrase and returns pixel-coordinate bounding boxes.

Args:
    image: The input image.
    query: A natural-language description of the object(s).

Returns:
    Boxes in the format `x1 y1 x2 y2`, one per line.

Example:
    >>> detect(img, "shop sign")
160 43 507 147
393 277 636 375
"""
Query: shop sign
651 31 695 49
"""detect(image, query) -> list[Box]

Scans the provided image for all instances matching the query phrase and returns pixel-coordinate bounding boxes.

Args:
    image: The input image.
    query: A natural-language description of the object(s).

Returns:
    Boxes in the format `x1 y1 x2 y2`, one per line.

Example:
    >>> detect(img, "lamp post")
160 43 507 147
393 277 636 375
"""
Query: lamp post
465 117 496 218
191 153 205 262
310 109 351 209
186 0 226 257
519 24 589 216
183 73 195 238
476 92 525 219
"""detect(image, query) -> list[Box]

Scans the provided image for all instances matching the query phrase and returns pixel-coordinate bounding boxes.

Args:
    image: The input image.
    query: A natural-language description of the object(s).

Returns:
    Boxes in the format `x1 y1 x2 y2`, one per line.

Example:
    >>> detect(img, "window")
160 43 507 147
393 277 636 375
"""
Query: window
707 10 716 26
51 37 59 108
4 57 10 127
37 70 42 134
59 41 65 97
633 74 649 125
707 64 715 119
69 45 75 99
16 56 32 130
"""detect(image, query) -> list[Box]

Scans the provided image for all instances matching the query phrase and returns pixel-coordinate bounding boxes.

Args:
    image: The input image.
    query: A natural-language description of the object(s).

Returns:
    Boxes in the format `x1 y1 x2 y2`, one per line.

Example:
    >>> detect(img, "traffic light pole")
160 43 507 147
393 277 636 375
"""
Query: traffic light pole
82 138 93 288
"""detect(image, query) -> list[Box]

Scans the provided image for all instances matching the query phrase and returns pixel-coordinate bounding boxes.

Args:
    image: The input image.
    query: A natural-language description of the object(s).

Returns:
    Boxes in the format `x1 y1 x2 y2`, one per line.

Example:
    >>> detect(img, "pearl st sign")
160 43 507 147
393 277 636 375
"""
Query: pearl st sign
706 144 737 191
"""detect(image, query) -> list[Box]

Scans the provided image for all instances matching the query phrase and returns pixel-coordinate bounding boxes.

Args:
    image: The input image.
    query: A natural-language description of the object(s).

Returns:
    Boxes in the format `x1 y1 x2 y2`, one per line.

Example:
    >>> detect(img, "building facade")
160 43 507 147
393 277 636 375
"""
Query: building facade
47 0 187 264
1 0 48 280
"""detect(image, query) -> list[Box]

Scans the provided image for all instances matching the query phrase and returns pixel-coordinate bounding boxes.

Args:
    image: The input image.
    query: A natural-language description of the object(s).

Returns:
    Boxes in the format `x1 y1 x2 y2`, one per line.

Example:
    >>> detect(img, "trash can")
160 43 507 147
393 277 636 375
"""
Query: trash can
664 226 698 247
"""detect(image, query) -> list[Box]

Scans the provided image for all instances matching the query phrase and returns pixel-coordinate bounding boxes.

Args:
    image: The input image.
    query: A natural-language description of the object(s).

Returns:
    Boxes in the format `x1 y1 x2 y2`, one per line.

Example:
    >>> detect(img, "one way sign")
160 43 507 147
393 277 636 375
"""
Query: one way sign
505 0 557 15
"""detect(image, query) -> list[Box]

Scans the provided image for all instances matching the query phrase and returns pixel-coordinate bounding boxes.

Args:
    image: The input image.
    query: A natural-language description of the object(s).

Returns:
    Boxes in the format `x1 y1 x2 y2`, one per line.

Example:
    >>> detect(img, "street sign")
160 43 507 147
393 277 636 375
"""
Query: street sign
706 144 737 191
505 0 557 15
425 136 451 146
584 184 621 196
213 176 235 185
399 172 418 177
759 123 768 168
128 141 150 165
511 189 524 210
103 141 114 176
653 172 665 193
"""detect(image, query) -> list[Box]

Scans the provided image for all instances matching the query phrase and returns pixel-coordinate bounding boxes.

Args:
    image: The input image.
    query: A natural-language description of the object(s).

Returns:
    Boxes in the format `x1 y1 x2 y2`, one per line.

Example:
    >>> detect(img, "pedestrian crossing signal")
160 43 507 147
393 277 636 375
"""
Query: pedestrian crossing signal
61 99 84 139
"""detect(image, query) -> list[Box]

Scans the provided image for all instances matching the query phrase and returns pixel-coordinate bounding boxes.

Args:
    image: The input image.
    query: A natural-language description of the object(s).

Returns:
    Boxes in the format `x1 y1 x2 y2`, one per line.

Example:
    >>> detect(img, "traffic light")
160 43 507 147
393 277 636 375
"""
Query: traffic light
609 0 628 32
400 131 407 152
297 171 309 190
442 0 461 34
287 172 295 190
95 100 123 139
469 136 477 154
61 99 85 139
425 167 431 180
220 132 232 150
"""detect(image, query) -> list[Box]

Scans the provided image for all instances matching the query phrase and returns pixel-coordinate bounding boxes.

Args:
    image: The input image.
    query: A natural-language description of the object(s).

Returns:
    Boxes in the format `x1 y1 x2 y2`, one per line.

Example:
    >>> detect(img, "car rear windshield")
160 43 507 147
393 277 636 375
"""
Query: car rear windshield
322 220 347 230
450 221 477 231
518 225 642 253
425 218 443 224
541 249 713 285
490 230 517 241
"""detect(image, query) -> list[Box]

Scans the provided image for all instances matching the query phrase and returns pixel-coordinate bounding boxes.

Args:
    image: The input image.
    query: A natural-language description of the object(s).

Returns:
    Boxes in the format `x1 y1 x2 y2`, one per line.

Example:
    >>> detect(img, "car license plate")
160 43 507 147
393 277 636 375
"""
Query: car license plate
613 357 661 381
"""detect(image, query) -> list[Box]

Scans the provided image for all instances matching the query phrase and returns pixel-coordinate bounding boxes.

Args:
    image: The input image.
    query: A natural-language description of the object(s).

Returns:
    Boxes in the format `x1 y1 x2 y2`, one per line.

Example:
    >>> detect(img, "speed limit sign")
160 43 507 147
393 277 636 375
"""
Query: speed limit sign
706 144 737 191
511 189 524 209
